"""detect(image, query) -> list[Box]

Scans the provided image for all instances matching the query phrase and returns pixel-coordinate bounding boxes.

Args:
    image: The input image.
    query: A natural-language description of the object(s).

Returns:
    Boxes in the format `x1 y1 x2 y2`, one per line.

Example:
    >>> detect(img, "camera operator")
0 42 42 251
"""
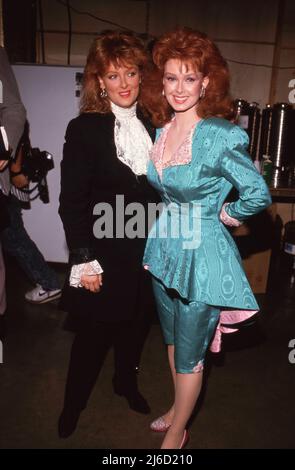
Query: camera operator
1 121 61 305
0 46 26 338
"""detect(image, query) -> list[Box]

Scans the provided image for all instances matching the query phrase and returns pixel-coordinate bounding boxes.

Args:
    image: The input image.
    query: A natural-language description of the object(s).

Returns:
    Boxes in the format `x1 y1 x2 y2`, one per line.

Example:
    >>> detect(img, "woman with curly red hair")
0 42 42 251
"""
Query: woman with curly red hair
143 28 271 448
58 30 158 438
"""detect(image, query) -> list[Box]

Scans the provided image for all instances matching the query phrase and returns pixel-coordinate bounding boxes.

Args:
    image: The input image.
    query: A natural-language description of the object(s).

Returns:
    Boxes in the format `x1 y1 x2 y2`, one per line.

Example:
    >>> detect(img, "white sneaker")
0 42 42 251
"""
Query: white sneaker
25 284 62 304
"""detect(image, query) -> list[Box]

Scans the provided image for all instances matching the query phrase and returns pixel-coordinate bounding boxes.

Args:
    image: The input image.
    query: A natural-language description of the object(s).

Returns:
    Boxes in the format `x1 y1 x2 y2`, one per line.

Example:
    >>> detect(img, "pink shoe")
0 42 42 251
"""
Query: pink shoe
179 429 189 449
150 416 171 432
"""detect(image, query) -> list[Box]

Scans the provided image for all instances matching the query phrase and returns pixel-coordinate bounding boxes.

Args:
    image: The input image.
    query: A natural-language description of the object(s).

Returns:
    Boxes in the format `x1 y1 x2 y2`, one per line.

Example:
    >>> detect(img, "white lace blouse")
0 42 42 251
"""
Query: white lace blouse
69 102 153 287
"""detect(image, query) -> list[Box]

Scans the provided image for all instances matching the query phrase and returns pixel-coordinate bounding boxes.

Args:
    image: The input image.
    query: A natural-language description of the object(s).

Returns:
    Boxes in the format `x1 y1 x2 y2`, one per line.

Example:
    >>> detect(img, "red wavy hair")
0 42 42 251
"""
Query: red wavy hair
143 28 234 126
80 30 150 114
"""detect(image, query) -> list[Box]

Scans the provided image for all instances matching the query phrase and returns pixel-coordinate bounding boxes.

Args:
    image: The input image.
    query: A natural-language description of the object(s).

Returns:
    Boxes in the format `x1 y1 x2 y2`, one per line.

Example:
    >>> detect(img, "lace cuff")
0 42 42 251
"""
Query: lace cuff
69 260 103 288
220 203 242 227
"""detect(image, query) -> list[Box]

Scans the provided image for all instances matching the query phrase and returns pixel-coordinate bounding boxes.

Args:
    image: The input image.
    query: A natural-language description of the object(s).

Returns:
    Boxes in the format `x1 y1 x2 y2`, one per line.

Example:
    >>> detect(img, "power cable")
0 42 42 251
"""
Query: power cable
56 0 133 32
226 58 295 69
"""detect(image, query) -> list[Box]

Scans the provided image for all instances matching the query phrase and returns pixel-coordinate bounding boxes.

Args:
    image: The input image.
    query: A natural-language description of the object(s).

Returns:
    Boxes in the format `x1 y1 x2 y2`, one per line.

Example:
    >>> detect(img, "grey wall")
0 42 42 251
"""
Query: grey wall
36 0 295 107
13 64 83 263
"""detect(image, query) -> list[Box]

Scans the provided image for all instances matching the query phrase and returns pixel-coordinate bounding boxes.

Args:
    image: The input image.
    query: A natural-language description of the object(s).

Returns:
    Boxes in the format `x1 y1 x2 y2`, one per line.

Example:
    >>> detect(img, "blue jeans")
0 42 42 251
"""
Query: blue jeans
1 195 60 291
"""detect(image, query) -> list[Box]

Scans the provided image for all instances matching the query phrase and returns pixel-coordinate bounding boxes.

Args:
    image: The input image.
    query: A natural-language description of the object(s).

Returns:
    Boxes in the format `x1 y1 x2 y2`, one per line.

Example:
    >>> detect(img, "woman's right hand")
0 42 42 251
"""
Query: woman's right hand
80 273 103 293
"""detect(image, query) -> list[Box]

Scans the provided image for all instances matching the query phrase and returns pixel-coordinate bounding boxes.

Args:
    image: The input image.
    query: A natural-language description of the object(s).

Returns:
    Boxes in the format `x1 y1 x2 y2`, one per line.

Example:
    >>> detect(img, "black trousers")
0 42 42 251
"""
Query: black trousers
62 320 147 412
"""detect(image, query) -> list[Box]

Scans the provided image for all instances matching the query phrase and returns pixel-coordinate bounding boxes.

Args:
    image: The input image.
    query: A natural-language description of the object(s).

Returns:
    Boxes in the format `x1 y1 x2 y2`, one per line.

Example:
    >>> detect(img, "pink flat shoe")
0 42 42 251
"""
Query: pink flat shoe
150 416 171 432
179 429 189 449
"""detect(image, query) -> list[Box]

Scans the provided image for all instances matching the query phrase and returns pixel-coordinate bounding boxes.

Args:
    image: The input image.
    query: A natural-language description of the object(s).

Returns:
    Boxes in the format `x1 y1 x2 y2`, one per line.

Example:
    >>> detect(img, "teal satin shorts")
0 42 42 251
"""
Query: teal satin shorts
152 276 220 374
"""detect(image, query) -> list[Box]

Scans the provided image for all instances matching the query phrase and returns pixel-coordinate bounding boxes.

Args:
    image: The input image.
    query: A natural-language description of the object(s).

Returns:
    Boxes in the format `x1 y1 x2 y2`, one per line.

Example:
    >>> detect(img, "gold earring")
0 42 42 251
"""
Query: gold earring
100 88 107 98
200 85 205 99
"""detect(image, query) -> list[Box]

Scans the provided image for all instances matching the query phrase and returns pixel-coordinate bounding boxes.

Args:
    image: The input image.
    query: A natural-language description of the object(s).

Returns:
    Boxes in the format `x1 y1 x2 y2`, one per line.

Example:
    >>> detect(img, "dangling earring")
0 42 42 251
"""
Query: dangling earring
162 89 165 96
200 85 206 99
100 88 107 98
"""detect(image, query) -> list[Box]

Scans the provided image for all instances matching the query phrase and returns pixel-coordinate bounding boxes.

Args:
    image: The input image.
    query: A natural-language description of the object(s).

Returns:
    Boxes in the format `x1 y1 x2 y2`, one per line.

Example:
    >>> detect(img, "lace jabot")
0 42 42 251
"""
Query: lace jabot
111 101 153 176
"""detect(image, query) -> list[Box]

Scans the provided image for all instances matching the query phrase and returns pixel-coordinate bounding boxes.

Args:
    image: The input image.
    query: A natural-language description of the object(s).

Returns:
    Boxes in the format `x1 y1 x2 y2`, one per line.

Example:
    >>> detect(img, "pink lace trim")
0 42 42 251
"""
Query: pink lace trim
151 120 195 178
192 360 204 373
144 264 257 355
210 309 258 353
220 203 242 227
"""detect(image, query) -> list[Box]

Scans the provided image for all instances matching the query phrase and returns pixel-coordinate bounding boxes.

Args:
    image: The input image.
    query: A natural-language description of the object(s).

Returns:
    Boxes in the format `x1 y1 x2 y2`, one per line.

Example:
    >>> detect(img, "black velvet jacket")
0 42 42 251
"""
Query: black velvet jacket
59 108 158 324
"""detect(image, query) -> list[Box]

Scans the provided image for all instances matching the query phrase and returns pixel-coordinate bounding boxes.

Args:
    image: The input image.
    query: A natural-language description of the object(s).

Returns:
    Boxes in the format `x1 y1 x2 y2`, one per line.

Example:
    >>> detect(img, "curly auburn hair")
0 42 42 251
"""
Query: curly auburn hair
80 30 150 114
143 28 234 126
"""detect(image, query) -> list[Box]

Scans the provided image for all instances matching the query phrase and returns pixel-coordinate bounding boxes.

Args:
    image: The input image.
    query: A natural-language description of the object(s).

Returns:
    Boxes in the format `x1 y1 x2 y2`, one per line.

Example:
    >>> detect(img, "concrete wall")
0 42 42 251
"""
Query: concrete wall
36 0 295 107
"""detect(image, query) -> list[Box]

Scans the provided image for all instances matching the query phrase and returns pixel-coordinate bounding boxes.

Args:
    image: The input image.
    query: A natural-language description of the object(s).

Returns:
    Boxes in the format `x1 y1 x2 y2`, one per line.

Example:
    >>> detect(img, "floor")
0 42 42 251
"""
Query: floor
0 252 294 449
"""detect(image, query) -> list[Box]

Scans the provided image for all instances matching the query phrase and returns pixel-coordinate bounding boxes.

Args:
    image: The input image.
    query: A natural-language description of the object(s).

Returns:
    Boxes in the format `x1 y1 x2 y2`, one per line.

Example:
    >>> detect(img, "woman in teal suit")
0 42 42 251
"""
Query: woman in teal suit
143 28 272 448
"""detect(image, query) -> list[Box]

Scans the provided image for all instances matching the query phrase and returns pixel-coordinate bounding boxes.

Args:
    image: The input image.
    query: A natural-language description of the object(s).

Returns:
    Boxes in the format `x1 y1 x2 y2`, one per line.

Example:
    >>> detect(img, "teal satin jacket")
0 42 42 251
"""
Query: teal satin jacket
143 117 272 310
